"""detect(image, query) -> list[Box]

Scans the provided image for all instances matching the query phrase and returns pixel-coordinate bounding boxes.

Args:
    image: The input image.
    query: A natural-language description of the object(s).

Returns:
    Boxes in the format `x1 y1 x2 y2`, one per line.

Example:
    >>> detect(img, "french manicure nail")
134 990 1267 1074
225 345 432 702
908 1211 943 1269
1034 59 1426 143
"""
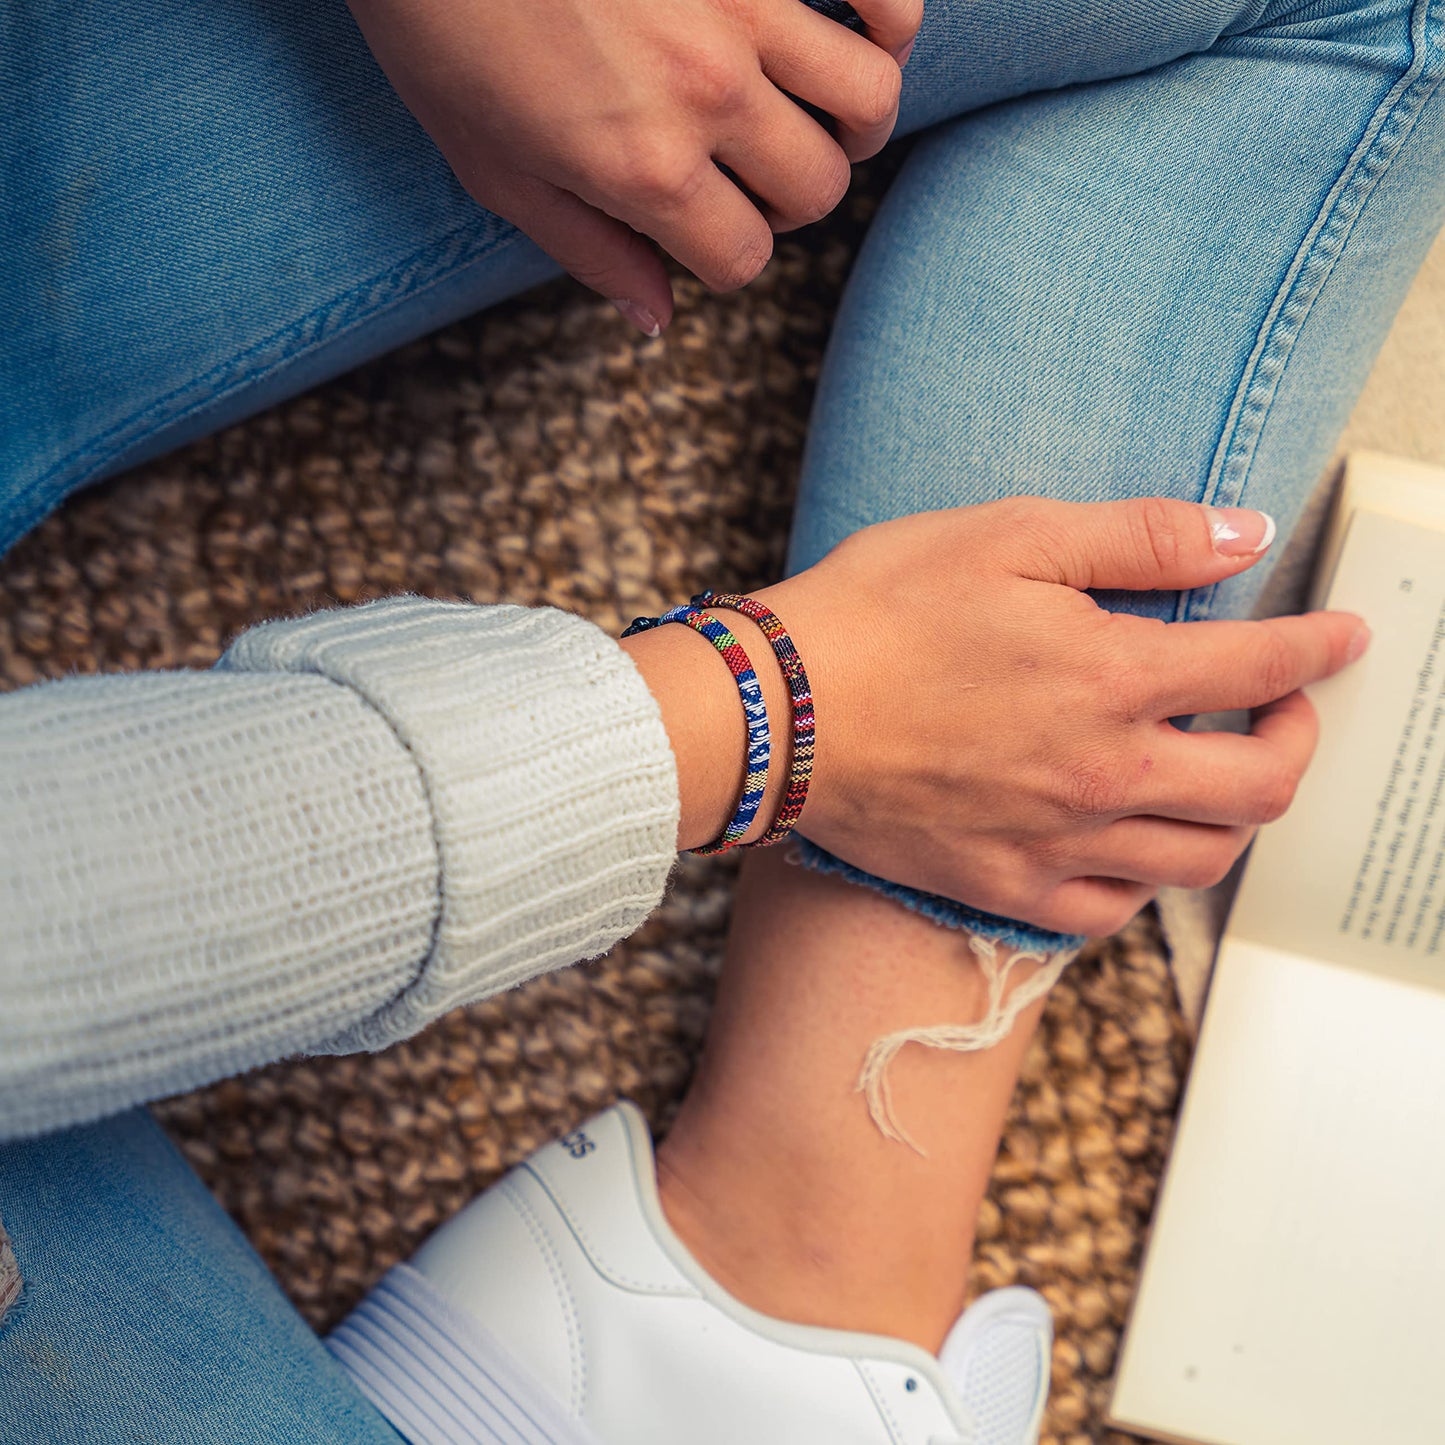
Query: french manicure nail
1346 623 1372 663
609 299 662 338
1208 507 1276 557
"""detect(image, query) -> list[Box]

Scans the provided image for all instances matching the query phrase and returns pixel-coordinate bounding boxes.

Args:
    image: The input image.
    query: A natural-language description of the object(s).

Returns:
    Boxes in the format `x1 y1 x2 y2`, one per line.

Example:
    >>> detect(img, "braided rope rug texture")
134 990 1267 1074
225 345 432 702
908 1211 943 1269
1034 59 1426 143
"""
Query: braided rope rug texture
0 179 1189 1445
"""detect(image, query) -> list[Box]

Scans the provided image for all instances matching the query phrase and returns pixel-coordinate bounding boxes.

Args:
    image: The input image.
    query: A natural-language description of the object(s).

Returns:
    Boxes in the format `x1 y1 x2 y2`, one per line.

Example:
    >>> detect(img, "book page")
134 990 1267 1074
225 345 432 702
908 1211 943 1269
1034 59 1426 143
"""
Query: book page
1112 464 1445 1444
1228 508 1445 992
1309 451 1445 610
1108 935 1445 1445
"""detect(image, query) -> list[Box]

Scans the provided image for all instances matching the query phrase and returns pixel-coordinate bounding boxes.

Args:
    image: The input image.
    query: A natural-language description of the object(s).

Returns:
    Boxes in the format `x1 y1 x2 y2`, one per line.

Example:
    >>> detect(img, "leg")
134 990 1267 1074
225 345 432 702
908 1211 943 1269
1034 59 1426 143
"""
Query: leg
799 1 1445 603
0 0 557 554
4 0 1421 558
0 1111 400 1444
659 855 1049 1354
661 0 1445 1355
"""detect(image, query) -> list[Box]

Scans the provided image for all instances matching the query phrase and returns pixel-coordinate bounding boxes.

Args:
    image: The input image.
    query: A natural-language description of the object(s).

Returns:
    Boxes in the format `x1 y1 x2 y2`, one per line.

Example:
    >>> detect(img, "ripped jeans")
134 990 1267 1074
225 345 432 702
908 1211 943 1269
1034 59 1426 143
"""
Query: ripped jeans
2 0 1444 1435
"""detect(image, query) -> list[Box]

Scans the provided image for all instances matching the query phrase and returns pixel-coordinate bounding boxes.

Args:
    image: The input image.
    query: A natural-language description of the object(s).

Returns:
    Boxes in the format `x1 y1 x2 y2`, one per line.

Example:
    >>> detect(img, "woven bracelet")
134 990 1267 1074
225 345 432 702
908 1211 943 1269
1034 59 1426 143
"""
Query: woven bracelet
693 591 815 847
622 603 771 852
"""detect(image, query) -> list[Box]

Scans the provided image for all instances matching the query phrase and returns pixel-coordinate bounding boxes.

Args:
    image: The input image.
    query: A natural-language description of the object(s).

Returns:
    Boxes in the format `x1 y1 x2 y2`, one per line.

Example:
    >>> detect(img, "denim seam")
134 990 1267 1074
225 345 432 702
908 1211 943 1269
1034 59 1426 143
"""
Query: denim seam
14 215 526 536
1187 0 1445 623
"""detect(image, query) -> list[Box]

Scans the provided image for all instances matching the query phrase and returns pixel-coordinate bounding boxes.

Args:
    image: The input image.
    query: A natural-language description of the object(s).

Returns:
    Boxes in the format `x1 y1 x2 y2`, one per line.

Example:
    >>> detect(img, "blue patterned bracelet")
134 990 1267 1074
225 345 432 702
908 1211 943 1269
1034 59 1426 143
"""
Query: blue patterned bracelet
622 603 771 852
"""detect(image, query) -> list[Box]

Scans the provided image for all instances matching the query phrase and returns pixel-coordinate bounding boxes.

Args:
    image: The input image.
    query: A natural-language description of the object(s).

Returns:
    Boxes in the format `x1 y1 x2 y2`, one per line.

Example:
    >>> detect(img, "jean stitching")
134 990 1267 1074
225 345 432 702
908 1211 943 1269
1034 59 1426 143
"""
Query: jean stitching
1185 0 1444 624
14 214 524 531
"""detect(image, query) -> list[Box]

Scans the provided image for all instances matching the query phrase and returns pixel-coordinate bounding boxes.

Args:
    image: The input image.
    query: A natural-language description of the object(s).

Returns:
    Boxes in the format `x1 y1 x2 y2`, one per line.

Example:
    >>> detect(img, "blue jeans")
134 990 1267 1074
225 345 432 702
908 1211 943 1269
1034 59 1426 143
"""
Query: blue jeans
3 0 1444 1434
0 1111 402 1443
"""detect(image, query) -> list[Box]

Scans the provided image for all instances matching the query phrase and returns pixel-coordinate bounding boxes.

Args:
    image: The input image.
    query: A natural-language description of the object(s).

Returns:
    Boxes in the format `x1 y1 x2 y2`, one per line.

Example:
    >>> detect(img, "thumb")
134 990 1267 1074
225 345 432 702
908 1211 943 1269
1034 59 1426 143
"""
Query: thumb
492 173 674 336
1011 496 1277 592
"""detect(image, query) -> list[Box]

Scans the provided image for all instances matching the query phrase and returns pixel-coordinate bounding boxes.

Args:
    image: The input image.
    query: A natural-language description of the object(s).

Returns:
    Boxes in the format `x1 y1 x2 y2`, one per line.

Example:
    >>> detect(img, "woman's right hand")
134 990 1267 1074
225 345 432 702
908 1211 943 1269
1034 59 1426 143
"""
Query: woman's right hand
346 0 918 335
626 496 1369 938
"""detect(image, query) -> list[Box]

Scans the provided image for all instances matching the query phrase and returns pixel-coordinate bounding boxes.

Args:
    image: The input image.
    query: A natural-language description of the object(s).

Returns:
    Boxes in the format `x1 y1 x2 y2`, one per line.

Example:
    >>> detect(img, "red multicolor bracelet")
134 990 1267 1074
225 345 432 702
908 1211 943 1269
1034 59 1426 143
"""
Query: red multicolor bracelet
692 591 815 848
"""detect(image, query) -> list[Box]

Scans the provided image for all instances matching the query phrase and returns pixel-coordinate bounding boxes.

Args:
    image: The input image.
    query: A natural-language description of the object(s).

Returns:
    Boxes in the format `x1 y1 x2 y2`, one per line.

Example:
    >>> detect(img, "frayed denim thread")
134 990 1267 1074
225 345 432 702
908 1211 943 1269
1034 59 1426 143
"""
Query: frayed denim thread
792 837 1088 954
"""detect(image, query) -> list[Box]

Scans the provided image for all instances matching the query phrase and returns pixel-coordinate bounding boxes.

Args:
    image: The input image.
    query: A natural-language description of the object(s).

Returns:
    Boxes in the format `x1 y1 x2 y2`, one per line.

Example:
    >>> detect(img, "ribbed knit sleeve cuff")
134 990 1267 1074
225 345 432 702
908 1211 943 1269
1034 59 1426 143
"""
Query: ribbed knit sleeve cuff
219 596 679 1051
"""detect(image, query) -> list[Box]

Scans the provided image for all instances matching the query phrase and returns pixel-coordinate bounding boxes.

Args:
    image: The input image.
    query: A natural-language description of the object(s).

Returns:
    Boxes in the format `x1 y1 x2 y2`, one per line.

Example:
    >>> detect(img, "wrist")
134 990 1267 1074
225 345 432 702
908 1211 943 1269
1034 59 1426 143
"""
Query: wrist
619 615 789 851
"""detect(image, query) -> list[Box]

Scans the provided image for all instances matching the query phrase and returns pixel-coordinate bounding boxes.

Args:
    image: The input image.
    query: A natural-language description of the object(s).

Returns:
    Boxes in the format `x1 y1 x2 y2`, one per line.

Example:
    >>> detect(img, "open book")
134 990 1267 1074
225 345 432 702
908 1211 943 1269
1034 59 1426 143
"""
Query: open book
1108 452 1445 1445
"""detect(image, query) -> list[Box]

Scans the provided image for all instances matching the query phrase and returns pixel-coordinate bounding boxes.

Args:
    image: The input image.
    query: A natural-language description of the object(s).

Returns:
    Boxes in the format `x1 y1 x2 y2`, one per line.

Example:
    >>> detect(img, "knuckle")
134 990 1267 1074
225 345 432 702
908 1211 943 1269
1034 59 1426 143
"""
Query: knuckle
1021 888 1078 936
566 256 632 295
1253 766 1299 823
1061 756 1130 820
1254 629 1299 701
821 150 853 211
794 151 852 225
962 853 1032 921
1173 860 1214 890
853 54 903 132
991 495 1052 534
681 47 749 116
1130 496 1186 576
1062 887 1142 937
612 141 704 209
708 229 774 291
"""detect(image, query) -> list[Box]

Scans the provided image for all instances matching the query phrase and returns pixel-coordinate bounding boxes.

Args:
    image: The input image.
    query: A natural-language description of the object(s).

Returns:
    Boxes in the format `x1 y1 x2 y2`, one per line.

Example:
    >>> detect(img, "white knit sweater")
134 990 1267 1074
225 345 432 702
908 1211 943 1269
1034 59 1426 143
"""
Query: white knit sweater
0 596 680 1139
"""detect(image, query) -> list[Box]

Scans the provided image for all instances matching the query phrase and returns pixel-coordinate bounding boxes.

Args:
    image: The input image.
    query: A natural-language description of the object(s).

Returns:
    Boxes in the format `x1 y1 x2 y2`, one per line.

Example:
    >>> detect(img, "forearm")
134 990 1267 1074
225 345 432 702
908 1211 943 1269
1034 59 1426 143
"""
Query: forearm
0 666 437 1137
0 597 679 1139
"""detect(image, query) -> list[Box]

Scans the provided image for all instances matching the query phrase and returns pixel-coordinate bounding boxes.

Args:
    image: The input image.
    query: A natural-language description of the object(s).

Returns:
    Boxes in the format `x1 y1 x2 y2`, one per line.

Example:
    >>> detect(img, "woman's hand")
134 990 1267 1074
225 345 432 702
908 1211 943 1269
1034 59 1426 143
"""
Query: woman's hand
628 496 1369 938
346 0 916 334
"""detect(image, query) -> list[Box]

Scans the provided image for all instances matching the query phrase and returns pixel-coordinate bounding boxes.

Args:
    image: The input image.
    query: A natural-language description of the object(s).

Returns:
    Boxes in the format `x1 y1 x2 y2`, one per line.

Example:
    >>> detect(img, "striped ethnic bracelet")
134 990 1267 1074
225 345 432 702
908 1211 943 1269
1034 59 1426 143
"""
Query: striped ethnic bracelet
622 592 814 852
690 591 814 847
622 603 771 853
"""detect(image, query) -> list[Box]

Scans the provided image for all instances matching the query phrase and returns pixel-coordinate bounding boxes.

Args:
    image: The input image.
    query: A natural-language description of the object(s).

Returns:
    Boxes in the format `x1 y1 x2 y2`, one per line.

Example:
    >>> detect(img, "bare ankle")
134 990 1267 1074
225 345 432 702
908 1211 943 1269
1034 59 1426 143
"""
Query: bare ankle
655 1108 970 1355
655 856 1061 1356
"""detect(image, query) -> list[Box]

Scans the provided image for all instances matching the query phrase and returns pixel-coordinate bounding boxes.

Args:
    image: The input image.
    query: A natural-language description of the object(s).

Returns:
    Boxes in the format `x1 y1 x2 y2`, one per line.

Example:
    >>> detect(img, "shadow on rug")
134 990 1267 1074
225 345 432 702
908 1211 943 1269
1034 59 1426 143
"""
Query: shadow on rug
0 177 1189 1445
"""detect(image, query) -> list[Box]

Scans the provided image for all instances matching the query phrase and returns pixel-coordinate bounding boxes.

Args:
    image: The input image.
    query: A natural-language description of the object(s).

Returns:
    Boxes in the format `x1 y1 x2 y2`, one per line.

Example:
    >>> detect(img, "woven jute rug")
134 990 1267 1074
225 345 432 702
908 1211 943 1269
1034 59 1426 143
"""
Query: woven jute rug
0 175 1189 1444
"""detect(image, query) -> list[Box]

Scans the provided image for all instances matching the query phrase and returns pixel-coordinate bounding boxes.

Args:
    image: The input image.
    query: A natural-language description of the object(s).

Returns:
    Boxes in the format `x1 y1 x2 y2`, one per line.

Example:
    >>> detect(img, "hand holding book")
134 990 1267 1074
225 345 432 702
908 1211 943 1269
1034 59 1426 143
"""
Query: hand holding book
625 495 1369 937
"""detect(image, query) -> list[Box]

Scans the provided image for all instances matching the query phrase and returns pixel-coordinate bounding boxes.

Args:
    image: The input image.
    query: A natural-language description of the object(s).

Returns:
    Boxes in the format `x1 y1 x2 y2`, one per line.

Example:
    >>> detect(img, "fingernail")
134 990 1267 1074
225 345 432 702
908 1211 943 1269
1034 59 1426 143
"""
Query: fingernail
609 299 662 338
1208 507 1276 557
1346 622 1372 663
895 37 916 65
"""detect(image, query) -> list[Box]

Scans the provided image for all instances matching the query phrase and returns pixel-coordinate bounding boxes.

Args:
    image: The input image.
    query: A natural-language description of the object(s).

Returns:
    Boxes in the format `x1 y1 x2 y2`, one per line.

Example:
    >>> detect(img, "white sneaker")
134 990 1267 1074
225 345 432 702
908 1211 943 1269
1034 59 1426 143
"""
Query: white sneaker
328 1102 1051 1445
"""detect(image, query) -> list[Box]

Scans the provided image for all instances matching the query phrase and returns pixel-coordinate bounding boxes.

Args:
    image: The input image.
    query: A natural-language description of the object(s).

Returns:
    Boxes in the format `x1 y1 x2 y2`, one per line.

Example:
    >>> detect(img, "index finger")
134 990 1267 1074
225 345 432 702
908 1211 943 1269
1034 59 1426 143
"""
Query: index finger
1137 612 1370 717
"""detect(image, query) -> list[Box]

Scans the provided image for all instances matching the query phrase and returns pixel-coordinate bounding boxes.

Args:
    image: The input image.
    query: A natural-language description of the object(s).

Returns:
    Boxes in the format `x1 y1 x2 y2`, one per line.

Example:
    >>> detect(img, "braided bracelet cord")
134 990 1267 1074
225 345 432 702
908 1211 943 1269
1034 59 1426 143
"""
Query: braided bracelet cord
692 591 815 847
621 604 770 852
